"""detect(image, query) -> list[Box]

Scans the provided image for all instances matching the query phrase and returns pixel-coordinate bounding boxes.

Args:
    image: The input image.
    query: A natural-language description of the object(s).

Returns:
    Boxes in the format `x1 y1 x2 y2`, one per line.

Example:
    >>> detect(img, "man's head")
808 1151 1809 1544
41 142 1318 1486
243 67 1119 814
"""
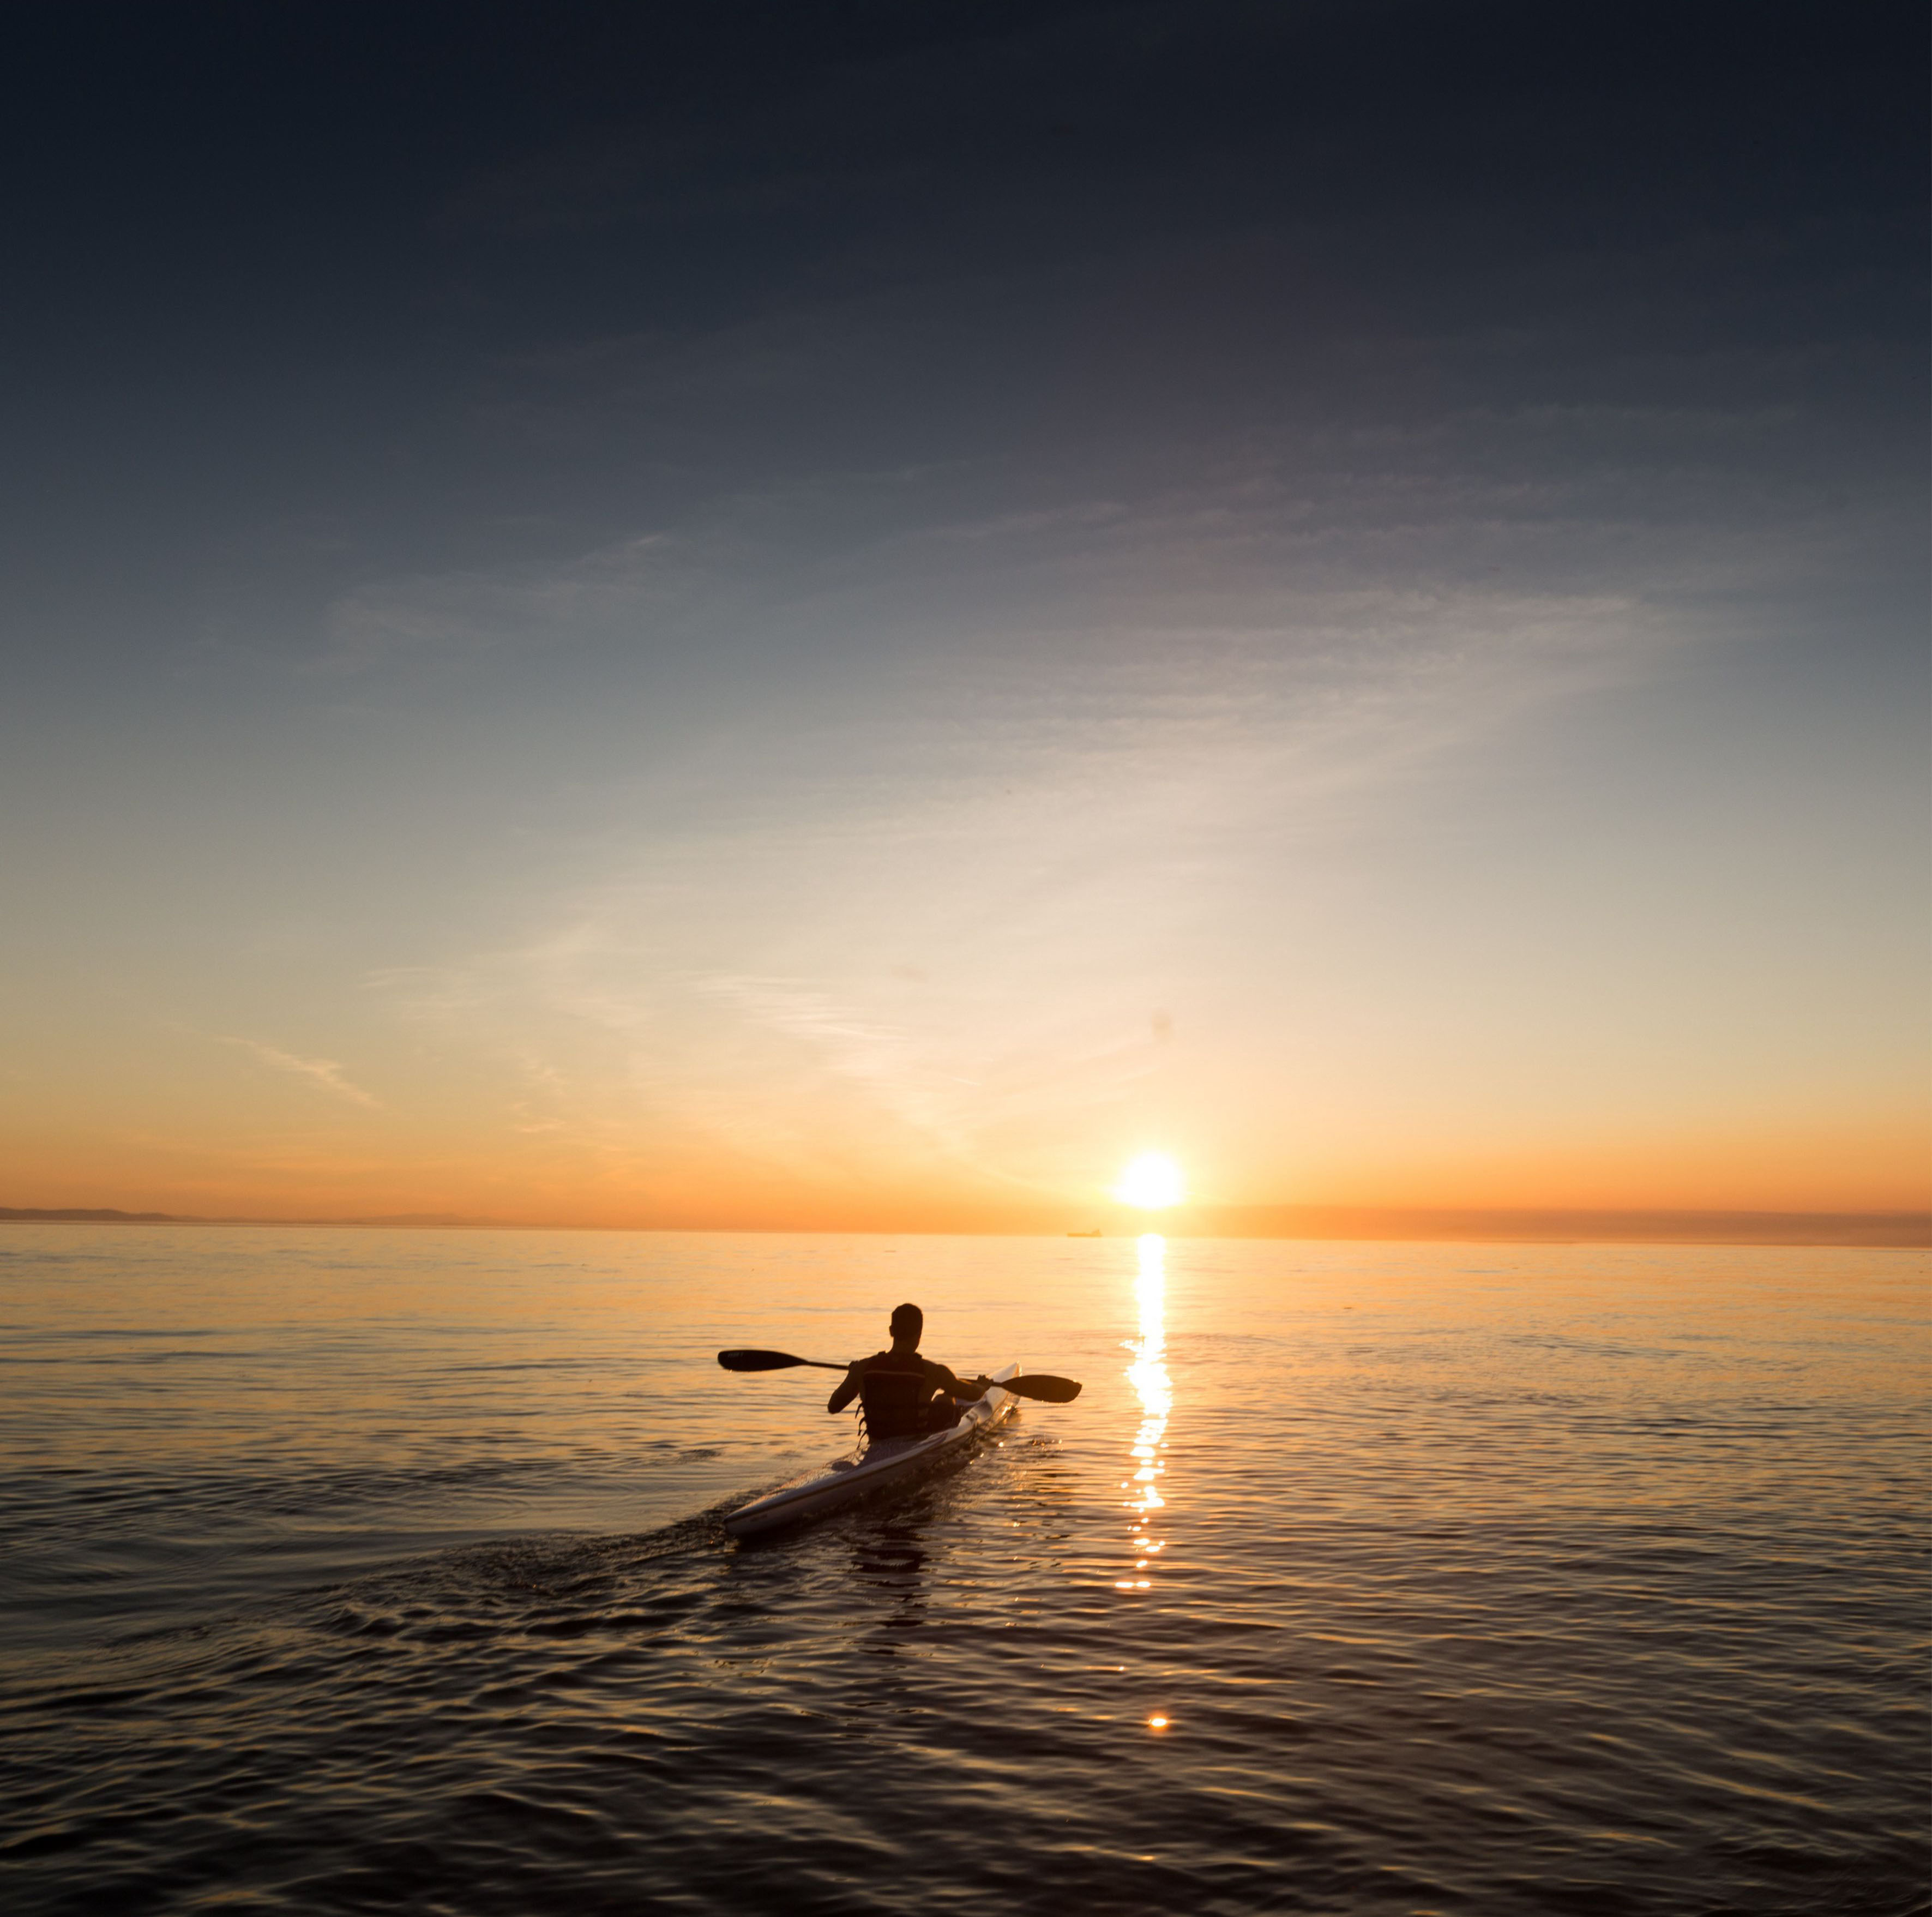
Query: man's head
888 1302 923 1348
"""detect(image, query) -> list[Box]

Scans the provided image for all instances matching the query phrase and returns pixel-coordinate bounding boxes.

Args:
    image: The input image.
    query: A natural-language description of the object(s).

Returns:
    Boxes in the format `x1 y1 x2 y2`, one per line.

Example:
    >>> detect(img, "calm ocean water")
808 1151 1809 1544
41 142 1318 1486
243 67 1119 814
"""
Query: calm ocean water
1 1225 1925 1915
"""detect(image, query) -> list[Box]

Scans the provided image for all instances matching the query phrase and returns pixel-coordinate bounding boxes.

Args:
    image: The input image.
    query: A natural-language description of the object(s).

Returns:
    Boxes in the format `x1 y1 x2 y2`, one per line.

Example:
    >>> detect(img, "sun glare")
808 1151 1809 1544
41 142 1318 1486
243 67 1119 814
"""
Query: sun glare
1114 1152 1185 1210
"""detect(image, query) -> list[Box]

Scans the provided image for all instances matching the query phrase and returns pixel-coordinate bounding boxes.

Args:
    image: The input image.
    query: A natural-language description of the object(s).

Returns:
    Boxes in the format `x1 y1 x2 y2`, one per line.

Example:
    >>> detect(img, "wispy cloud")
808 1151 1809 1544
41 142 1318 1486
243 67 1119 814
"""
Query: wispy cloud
224 1038 381 1109
697 974 907 1070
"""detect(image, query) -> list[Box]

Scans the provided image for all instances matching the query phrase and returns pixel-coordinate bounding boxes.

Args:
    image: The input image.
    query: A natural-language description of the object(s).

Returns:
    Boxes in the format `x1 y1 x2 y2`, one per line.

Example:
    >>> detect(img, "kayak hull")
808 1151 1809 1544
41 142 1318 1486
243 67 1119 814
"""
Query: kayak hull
724 1362 1020 1539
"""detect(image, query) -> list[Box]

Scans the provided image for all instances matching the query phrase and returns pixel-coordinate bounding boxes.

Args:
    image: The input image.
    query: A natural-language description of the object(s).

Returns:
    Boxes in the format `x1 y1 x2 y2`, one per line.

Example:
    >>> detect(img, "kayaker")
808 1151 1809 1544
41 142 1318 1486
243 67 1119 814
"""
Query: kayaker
827 1303 990 1439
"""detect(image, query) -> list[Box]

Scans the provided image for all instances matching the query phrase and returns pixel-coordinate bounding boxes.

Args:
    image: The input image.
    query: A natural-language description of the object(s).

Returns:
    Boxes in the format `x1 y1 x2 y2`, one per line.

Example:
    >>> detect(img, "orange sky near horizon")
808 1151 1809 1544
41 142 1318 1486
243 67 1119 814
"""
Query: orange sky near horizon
7 655 1926 1230
3 1036 1925 1229
5 701 1925 1230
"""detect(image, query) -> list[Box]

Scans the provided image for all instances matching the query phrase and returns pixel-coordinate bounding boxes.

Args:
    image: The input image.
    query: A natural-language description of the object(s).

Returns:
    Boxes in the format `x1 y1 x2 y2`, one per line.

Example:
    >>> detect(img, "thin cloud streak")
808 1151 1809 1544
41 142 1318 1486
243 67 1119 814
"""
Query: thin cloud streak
222 1038 382 1110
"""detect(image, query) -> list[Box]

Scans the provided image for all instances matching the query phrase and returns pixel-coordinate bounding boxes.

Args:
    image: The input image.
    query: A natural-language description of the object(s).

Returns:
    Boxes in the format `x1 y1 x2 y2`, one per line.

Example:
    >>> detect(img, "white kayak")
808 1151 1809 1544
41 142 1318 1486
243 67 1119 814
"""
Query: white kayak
724 1362 1021 1539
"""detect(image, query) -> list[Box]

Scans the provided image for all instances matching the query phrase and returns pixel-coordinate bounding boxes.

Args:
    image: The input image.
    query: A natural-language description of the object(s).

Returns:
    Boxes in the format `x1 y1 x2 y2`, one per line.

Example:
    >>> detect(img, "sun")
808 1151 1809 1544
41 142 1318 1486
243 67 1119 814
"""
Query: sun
1114 1152 1185 1209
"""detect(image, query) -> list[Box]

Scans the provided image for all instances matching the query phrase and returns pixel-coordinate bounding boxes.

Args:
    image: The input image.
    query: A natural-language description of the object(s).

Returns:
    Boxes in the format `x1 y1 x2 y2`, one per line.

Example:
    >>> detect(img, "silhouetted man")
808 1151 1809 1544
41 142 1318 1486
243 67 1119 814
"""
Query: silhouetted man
827 1303 989 1439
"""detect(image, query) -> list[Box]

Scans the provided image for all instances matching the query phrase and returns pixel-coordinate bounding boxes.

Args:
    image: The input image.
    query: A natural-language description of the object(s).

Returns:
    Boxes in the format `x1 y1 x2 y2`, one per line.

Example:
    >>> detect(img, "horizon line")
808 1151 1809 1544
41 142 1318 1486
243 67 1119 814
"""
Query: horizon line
2 1204 1926 1248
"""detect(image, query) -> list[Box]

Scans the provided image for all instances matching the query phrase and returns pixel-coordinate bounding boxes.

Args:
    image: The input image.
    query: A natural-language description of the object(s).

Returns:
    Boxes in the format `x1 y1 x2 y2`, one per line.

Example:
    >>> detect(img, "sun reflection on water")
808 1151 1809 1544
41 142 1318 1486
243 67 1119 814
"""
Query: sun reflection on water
1117 1232 1171 1598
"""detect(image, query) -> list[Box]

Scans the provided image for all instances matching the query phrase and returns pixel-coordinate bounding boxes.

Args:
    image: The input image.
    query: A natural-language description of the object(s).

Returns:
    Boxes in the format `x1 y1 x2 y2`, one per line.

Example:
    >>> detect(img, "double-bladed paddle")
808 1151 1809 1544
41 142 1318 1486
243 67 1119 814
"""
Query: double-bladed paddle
717 1348 1082 1403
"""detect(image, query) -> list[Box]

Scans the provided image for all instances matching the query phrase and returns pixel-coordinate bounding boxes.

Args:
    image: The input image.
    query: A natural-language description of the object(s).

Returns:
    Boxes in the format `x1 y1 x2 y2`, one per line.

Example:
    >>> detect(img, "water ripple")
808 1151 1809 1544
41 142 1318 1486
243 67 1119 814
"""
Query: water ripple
0 1228 1924 1915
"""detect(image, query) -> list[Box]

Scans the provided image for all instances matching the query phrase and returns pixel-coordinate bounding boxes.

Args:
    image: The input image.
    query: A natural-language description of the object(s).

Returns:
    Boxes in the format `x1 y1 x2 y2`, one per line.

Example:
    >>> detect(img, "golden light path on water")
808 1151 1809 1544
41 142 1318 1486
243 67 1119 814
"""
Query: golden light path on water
1120 1230 1172 1721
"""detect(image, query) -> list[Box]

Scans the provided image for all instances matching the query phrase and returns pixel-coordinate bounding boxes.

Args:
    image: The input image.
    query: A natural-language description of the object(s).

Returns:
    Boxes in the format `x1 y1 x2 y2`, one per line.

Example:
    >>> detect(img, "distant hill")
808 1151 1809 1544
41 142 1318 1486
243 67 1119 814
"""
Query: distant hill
0 1206 190 1223
0 1207 499 1228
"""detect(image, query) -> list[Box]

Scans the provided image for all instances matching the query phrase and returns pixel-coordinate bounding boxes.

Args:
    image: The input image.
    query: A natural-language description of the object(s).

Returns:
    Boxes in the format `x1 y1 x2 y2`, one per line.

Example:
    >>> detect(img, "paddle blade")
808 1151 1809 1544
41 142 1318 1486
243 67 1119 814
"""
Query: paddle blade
718 1348 808 1372
1001 1372 1081 1403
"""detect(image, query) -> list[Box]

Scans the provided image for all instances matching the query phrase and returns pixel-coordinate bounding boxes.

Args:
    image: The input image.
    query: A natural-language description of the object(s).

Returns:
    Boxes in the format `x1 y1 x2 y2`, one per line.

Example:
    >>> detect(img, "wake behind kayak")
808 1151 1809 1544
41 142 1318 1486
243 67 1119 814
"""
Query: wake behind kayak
724 1362 1021 1539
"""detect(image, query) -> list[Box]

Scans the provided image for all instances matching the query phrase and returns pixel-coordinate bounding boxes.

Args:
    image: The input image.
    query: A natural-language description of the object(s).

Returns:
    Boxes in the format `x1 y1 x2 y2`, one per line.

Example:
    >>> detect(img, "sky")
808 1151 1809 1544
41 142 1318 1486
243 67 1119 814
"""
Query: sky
1 1 1925 1230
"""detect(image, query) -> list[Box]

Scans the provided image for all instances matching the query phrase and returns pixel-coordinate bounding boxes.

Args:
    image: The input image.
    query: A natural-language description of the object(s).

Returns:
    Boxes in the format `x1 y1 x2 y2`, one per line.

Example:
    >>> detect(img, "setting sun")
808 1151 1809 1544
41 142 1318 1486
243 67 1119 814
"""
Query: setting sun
1114 1153 1186 1210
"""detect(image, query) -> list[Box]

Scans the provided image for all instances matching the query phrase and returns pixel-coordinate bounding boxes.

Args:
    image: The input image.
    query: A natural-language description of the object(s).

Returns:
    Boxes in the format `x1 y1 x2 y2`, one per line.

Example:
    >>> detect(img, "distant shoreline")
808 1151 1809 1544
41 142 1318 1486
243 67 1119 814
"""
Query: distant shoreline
2 1205 1925 1247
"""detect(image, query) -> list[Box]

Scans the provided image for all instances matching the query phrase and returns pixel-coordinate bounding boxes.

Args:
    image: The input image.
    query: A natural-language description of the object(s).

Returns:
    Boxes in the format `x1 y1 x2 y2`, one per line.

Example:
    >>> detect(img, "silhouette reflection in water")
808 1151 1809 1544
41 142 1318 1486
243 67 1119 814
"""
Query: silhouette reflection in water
1119 1232 1171 1595
852 1518 930 1650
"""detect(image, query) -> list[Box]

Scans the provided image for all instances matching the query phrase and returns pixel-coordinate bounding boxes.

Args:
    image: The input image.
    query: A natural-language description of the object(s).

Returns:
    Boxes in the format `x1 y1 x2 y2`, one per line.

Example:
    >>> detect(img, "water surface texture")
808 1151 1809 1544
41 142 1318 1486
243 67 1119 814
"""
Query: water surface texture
2 1227 1925 1914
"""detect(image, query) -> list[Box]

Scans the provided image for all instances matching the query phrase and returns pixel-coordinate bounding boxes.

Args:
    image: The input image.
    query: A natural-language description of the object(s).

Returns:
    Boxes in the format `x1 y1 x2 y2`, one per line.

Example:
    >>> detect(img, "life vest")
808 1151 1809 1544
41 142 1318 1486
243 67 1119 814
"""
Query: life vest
858 1350 934 1440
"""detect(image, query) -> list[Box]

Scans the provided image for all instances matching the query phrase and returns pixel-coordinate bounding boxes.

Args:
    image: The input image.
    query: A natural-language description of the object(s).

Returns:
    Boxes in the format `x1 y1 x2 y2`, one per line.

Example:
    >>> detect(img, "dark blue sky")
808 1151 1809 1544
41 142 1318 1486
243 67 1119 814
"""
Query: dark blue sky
5 2 1921 641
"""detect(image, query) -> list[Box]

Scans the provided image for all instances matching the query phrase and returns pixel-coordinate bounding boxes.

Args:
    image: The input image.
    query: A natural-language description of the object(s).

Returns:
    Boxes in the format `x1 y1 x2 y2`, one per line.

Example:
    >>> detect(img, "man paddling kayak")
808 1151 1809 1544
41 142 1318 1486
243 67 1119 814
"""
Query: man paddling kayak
827 1303 991 1439
716 1343 1080 1537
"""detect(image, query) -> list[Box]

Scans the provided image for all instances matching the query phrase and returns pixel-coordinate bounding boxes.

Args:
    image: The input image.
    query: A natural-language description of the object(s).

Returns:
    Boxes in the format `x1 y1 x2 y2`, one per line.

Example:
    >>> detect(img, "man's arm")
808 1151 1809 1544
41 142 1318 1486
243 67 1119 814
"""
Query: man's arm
923 1359 990 1401
828 1358 867 1414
